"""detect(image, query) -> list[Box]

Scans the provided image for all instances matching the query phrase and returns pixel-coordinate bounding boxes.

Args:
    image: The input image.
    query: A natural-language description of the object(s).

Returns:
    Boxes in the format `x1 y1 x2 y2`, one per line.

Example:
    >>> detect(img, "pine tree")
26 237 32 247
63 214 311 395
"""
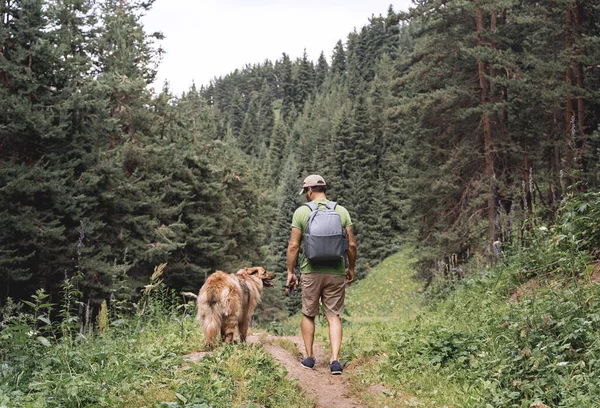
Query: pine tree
265 119 289 185
0 0 103 301
257 79 275 149
239 91 261 155
277 53 296 121
294 49 315 110
315 51 329 89
331 39 346 76
269 153 302 315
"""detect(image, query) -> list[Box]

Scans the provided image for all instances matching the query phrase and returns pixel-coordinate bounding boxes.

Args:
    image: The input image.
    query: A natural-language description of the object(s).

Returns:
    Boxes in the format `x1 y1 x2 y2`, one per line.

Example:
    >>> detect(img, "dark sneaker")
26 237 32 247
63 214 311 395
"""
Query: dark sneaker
301 356 316 369
330 360 343 375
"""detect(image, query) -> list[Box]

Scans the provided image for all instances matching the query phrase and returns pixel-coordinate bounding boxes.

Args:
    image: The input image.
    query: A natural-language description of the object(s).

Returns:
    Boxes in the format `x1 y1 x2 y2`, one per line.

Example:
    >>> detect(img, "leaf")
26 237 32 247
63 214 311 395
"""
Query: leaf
175 393 187 404
36 336 51 347
37 316 51 325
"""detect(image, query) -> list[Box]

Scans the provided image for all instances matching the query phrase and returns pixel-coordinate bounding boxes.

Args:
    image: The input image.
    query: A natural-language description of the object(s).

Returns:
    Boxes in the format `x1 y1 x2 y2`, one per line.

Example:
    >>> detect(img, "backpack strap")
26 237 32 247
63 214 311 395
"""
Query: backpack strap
305 201 337 211
304 202 318 211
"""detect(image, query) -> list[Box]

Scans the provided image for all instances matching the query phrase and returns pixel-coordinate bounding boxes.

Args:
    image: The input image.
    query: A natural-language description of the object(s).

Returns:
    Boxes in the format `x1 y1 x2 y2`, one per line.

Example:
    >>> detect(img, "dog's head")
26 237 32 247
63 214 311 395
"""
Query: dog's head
237 267 276 287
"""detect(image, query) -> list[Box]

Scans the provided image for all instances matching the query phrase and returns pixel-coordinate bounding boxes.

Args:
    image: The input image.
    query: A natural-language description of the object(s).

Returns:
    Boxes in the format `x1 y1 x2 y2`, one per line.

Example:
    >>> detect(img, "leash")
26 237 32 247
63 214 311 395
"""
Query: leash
284 283 299 297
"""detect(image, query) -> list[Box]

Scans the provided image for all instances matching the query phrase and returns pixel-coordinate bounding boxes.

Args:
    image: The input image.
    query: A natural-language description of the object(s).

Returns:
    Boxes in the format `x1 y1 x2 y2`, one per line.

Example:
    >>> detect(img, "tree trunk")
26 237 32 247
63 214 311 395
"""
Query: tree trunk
475 2 497 254
574 1 585 138
573 1 587 186
1 0 8 86
565 3 574 188
549 99 562 215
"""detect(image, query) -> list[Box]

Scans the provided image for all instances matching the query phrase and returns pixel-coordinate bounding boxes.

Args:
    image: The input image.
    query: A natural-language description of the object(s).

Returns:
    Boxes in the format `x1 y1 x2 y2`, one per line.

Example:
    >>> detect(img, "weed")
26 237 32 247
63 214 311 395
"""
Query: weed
0 264 309 407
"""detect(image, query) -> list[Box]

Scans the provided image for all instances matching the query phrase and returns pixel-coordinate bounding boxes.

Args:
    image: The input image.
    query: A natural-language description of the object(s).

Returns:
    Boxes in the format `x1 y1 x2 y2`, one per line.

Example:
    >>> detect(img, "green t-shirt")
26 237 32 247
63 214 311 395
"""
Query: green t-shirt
291 199 352 275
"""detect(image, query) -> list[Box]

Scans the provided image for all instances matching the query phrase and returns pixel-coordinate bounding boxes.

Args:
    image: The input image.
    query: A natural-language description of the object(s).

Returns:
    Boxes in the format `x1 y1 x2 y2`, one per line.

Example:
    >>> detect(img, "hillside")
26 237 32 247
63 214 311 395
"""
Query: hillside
328 206 600 406
345 249 423 322
2 0 600 406
3 0 600 322
2 197 600 407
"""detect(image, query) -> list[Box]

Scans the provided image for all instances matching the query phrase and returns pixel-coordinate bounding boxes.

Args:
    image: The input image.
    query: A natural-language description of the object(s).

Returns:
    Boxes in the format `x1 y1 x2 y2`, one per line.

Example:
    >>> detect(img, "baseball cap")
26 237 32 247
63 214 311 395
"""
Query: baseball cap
298 174 326 195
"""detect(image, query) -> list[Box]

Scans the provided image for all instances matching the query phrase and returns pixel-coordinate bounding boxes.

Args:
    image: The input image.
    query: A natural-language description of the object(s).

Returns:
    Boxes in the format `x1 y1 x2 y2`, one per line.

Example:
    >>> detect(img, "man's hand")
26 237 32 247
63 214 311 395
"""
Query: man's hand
286 271 298 288
345 268 355 285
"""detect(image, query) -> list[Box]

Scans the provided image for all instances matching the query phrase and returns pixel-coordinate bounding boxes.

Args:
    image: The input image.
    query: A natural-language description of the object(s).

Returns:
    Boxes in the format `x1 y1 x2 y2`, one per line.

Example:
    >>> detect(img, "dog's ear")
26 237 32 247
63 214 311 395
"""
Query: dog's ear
245 267 263 275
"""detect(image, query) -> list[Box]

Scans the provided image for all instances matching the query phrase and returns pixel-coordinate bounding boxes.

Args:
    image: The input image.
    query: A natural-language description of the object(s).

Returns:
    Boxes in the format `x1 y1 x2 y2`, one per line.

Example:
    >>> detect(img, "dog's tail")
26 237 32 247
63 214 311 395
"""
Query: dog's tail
197 285 230 347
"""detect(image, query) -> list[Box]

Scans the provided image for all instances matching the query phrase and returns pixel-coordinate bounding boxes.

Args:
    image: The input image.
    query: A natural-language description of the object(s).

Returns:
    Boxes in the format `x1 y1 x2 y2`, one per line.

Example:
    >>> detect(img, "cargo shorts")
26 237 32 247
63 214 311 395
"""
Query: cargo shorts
301 273 346 317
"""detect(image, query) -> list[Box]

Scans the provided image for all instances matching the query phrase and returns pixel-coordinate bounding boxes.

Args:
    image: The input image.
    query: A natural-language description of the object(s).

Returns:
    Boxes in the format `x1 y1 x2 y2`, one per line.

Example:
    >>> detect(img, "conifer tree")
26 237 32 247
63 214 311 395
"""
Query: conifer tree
329 108 353 205
257 79 275 149
227 88 245 139
315 51 329 88
269 153 302 315
331 39 346 76
266 119 289 185
0 0 101 300
239 92 261 155
294 49 315 110
277 53 296 120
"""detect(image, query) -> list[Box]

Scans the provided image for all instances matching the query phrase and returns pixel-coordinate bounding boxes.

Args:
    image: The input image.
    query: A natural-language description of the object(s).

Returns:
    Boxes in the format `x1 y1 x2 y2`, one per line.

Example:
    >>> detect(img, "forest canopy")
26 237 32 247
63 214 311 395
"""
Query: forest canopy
1 0 599 317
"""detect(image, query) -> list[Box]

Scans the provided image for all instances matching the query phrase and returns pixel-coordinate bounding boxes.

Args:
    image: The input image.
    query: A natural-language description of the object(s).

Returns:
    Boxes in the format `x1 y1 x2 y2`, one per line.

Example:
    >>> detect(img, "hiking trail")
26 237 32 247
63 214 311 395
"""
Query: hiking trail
247 332 365 408
184 332 365 408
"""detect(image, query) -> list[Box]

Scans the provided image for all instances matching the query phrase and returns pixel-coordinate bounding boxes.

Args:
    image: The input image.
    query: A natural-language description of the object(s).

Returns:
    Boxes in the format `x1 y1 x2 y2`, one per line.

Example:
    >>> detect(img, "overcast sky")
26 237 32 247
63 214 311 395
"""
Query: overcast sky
142 0 413 94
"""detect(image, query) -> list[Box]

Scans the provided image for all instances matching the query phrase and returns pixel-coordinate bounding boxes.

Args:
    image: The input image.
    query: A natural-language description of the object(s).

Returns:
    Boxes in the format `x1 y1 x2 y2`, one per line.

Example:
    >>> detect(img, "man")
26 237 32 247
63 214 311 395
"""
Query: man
286 174 357 375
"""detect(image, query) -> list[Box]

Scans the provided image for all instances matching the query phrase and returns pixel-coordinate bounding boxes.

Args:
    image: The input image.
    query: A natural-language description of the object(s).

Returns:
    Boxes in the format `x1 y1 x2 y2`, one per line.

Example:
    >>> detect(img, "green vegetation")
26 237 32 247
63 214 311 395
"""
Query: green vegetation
2 0 600 320
0 272 310 408
326 192 600 407
2 0 600 406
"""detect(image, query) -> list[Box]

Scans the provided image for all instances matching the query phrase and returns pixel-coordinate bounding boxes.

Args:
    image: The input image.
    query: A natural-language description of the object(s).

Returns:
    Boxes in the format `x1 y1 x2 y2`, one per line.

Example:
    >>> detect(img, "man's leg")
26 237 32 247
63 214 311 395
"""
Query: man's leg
301 314 315 357
326 315 342 362
300 274 319 360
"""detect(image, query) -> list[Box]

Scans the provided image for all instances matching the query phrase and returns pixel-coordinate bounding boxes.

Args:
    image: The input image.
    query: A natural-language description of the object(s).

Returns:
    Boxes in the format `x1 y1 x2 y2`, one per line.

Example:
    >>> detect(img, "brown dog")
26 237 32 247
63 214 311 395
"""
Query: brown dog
196 267 275 347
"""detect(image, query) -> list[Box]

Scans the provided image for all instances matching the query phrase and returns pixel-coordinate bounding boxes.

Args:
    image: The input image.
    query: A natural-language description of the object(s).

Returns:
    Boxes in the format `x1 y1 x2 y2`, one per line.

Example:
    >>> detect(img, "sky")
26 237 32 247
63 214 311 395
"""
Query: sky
142 0 414 95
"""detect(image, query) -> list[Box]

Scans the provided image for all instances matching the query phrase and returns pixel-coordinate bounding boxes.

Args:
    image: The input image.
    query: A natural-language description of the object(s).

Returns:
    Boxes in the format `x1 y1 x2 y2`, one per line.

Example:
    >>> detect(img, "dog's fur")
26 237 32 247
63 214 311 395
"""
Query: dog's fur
196 266 275 347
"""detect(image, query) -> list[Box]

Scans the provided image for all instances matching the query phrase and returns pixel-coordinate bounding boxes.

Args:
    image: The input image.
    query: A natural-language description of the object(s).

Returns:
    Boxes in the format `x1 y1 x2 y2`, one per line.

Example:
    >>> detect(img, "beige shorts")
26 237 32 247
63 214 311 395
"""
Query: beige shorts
301 273 346 317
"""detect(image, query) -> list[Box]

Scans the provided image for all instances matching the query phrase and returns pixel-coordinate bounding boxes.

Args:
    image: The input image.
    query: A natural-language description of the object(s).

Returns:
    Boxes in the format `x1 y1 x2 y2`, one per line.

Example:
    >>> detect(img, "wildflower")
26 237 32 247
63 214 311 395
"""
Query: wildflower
538 226 548 232
557 361 568 366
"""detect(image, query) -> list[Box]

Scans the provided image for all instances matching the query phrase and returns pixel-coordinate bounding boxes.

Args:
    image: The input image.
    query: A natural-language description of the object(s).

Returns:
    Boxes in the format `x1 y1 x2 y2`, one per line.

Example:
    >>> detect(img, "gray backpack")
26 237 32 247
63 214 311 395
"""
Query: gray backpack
303 201 349 263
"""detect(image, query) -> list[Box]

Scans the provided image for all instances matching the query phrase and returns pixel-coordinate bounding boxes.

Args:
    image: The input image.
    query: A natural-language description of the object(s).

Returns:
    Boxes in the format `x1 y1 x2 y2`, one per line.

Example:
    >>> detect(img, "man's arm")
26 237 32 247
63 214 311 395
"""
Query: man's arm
345 226 357 284
286 227 302 287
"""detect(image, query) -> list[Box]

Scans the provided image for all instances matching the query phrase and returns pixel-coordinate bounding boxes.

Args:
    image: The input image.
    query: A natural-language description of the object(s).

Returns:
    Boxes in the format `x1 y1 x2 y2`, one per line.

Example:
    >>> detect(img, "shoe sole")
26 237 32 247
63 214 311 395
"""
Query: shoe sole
331 370 342 375
302 365 314 369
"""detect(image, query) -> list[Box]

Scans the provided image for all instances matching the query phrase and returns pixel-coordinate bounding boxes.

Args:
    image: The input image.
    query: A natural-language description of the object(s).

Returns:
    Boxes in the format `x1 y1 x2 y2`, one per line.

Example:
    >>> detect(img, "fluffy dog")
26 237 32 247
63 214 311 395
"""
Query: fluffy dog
196 267 275 347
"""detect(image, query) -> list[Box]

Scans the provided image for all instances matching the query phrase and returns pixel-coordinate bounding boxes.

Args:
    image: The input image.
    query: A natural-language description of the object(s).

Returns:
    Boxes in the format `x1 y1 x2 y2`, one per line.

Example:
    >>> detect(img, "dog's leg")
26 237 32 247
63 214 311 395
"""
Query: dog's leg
199 307 223 349
239 319 249 342
223 315 238 344
202 315 219 348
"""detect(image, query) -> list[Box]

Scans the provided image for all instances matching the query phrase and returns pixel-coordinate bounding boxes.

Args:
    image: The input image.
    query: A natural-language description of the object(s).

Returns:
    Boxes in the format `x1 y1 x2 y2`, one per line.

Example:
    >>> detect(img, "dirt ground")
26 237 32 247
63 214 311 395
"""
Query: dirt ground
247 333 365 408
185 333 365 408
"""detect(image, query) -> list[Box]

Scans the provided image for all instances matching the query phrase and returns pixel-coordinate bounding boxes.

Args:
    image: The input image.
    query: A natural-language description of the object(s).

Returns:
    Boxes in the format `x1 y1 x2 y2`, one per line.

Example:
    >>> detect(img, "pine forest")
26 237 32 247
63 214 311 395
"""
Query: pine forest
2 0 600 406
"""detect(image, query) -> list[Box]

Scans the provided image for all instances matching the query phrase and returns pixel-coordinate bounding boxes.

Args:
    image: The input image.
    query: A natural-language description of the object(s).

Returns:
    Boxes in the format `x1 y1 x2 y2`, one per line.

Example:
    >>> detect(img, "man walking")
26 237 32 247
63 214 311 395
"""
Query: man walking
286 174 357 375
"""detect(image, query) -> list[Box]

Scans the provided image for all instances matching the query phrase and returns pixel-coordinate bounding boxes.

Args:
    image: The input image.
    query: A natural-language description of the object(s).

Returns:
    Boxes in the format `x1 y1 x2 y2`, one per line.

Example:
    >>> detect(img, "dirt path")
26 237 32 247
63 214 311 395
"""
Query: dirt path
246 332 365 408
184 333 366 407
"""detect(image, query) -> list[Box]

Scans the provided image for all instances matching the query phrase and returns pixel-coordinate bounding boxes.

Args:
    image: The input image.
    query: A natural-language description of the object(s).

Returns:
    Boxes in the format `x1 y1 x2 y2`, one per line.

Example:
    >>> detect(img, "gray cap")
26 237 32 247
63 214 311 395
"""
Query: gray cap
298 174 326 195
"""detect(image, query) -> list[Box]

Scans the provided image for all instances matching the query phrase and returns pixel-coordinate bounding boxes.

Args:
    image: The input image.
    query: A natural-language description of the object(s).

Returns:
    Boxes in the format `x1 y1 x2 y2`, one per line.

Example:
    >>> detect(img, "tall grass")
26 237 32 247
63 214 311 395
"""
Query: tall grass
335 193 600 407
0 266 310 408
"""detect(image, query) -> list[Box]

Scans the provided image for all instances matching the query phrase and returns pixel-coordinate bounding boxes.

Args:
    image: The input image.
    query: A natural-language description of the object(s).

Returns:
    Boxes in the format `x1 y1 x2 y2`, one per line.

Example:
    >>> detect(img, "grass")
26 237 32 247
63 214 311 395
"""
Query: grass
345 249 424 323
314 240 600 407
5 191 600 407
273 338 303 359
0 298 312 408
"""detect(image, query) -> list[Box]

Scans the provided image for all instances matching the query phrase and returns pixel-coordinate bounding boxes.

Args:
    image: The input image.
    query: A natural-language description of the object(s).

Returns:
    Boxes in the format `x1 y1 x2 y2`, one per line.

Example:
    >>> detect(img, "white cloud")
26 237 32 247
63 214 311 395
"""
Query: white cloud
142 0 413 94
